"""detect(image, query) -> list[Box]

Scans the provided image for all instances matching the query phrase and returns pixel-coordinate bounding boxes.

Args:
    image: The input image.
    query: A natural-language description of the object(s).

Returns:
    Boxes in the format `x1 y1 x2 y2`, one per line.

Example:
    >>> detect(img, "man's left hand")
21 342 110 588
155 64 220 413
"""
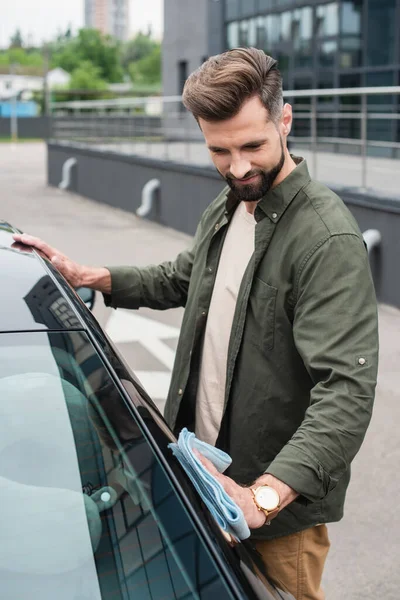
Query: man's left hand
194 450 299 530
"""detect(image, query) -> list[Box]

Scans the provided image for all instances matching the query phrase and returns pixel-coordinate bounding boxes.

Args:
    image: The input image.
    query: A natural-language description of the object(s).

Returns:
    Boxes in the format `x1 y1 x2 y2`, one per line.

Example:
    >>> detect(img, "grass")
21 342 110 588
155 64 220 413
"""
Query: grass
0 137 44 143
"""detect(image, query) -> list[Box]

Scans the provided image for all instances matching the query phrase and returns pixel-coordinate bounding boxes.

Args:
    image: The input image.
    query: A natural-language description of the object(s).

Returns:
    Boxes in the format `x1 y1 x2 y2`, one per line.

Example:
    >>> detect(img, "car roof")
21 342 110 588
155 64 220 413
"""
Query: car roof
0 221 85 333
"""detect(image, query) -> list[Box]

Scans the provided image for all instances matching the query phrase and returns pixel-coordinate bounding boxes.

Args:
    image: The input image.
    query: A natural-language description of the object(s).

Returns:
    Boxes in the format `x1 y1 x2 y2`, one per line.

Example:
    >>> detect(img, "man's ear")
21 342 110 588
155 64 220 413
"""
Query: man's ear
281 103 293 137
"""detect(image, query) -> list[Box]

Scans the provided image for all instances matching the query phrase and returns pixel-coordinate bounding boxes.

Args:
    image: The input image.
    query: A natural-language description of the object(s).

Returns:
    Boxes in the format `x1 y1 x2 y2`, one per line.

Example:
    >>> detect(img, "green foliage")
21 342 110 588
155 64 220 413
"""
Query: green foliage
50 29 123 83
68 61 108 98
128 43 161 85
121 32 157 70
9 29 23 49
0 27 162 95
0 47 44 69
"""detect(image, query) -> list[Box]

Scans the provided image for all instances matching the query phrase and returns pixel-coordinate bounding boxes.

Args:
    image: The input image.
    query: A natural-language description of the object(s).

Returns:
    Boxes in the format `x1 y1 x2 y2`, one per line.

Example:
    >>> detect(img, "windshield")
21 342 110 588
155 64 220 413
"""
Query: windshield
0 330 236 600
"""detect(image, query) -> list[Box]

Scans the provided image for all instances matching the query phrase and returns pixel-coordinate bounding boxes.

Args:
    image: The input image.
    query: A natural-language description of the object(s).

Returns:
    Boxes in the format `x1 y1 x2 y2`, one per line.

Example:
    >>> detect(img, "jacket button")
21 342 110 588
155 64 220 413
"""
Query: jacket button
272 212 278 219
178 388 183 395
358 357 366 365
201 310 207 316
207 267 213 273
215 223 219 230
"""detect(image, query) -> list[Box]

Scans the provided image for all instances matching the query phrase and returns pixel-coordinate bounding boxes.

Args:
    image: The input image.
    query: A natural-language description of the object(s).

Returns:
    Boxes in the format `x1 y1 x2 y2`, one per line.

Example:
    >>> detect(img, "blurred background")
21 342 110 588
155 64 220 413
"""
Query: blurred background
1 1 400 599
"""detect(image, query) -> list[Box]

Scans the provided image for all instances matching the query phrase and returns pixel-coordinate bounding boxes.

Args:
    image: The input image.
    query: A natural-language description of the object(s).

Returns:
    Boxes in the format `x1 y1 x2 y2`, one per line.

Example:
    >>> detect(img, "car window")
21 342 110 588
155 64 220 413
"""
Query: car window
0 330 237 600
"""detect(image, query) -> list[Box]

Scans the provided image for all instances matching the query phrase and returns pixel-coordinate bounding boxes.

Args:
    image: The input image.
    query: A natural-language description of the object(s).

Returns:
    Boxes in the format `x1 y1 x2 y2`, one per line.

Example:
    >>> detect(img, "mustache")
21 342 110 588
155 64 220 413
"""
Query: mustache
226 170 262 182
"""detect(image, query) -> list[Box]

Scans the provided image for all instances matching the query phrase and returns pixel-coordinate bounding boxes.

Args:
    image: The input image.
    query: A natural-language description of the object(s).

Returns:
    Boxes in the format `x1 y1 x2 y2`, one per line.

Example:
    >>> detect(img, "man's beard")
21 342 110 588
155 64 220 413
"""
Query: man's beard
225 140 285 203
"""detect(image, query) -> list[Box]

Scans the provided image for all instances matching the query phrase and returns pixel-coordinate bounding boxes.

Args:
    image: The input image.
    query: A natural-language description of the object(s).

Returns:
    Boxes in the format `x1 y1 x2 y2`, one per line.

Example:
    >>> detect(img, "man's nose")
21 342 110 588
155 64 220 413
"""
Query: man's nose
229 156 252 180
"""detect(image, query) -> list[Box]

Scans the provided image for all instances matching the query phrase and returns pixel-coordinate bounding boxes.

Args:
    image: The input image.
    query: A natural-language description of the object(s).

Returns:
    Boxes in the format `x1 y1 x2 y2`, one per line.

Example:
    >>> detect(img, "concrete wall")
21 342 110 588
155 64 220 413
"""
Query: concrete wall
162 0 208 98
47 142 400 308
0 116 50 138
208 0 225 57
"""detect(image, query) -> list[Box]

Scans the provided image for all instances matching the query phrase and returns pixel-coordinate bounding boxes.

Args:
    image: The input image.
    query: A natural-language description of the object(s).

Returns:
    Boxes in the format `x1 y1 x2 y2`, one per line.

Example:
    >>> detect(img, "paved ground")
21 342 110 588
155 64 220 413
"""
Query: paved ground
1 142 399 599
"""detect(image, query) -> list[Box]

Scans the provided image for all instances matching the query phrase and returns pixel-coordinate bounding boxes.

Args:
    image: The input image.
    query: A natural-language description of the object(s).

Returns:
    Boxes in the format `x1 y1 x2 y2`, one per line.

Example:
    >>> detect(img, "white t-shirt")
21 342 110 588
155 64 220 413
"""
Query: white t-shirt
195 202 256 445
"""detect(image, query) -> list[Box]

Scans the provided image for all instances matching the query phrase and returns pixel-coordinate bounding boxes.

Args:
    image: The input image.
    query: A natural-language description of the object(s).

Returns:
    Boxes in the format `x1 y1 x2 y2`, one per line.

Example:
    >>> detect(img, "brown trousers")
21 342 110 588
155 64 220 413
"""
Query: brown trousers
254 525 330 600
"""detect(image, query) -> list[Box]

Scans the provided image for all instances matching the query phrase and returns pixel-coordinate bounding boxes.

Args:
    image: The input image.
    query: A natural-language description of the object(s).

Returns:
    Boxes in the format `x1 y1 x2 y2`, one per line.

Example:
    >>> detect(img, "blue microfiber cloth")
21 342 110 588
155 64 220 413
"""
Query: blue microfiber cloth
168 428 250 540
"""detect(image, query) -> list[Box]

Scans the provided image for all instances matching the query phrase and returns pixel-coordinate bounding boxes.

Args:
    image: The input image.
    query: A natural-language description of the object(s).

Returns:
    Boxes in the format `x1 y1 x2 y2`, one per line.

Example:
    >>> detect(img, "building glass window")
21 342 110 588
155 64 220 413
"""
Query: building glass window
227 21 239 48
239 20 249 46
256 16 268 51
258 0 273 10
318 40 338 68
341 0 362 35
316 3 339 37
225 0 240 21
367 0 396 66
276 52 290 78
292 7 313 68
248 18 257 46
239 0 256 18
266 14 280 48
340 36 362 68
280 11 292 43
178 61 188 95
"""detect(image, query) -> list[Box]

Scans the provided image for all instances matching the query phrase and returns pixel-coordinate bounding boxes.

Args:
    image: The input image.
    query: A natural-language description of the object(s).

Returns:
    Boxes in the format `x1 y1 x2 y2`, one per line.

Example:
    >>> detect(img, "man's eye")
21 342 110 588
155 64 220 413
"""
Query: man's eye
245 145 261 150
212 149 226 154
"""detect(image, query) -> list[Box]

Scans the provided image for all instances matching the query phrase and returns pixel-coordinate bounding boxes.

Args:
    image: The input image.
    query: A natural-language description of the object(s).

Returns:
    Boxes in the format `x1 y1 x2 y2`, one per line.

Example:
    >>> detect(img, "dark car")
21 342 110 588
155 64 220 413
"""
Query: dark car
0 221 293 600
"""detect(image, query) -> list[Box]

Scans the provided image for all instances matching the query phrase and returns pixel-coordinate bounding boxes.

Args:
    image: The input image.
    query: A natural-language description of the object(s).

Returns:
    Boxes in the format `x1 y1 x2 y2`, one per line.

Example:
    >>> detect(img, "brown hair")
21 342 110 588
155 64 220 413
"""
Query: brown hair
182 47 283 123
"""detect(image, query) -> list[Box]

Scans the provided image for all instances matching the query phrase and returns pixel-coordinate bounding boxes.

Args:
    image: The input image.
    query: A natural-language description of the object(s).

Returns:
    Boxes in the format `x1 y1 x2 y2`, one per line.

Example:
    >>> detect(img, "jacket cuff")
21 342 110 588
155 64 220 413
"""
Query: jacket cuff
102 266 141 310
265 444 338 505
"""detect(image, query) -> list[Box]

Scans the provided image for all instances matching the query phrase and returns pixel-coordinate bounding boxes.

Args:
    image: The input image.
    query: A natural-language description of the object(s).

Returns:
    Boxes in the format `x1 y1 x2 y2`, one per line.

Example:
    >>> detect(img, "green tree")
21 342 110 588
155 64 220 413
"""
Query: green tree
0 47 44 71
121 32 157 70
10 29 23 49
128 44 161 85
68 60 108 99
51 29 123 83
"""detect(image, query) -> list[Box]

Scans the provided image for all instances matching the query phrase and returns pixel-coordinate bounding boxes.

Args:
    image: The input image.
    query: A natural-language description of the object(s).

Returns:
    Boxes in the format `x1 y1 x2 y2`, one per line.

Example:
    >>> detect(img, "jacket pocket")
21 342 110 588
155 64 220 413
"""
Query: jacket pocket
248 277 277 351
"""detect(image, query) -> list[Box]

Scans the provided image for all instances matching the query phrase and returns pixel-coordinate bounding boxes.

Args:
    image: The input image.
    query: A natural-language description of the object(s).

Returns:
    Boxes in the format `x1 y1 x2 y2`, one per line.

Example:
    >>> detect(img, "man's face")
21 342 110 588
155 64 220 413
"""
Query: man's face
199 96 290 202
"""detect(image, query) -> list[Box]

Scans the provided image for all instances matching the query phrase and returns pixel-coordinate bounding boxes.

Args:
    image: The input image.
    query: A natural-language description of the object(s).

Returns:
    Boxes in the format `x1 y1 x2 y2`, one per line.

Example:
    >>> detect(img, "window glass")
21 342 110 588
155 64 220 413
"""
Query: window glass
258 0 273 10
292 7 313 68
178 60 187 94
318 40 338 68
239 0 256 18
227 21 239 48
266 13 280 47
0 331 235 600
340 36 362 68
225 0 240 21
341 0 362 35
280 11 292 43
316 3 339 37
239 20 250 46
248 18 257 46
256 16 268 51
367 0 396 66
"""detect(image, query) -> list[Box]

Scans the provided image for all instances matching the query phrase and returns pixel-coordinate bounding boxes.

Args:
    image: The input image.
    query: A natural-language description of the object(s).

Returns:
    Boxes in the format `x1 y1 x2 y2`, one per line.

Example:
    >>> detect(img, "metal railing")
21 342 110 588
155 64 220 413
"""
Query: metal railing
49 86 400 196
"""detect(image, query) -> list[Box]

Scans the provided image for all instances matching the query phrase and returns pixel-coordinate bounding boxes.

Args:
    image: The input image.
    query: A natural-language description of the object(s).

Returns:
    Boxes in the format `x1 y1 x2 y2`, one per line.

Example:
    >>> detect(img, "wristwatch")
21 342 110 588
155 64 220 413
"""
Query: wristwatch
251 485 280 522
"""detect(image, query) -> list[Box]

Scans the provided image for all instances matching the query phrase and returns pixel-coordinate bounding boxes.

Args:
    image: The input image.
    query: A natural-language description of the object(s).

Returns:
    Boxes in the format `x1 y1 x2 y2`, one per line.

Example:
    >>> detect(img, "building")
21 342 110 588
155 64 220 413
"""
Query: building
0 69 70 100
163 0 400 147
85 0 130 41
164 0 400 94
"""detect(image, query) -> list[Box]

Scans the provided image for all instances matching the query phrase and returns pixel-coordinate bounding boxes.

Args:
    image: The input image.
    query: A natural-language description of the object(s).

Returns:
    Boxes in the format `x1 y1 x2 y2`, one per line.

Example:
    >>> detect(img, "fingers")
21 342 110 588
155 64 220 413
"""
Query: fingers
12 233 58 260
193 450 221 478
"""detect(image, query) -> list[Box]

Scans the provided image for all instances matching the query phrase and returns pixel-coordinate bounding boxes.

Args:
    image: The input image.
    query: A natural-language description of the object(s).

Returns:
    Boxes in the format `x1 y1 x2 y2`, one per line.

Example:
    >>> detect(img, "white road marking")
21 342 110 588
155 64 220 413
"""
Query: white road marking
105 310 179 400
134 371 172 401
105 310 180 343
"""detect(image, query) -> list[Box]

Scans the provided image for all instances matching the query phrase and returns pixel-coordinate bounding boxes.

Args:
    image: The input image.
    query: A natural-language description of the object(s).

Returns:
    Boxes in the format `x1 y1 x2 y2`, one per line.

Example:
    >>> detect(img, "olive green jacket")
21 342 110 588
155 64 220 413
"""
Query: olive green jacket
104 158 379 539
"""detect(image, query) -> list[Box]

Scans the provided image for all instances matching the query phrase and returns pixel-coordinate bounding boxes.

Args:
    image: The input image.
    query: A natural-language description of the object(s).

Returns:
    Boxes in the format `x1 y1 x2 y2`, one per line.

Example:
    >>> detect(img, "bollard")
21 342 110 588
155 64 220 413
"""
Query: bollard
136 178 160 217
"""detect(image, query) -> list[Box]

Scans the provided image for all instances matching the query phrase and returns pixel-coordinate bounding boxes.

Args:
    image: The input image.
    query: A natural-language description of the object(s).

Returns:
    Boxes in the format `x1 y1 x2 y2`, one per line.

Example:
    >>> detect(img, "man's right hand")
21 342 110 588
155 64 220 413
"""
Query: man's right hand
12 233 111 294
12 233 85 287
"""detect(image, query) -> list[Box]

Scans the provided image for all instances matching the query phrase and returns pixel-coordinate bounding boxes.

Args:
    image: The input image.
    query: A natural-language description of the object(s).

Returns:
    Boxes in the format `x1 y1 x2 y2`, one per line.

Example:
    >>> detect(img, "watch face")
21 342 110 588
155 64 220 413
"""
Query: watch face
255 486 280 511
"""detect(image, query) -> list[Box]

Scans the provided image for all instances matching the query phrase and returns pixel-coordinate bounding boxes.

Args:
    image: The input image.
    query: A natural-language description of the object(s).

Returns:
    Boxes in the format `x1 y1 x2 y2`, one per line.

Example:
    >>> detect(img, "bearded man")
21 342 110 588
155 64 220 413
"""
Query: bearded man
14 48 379 599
